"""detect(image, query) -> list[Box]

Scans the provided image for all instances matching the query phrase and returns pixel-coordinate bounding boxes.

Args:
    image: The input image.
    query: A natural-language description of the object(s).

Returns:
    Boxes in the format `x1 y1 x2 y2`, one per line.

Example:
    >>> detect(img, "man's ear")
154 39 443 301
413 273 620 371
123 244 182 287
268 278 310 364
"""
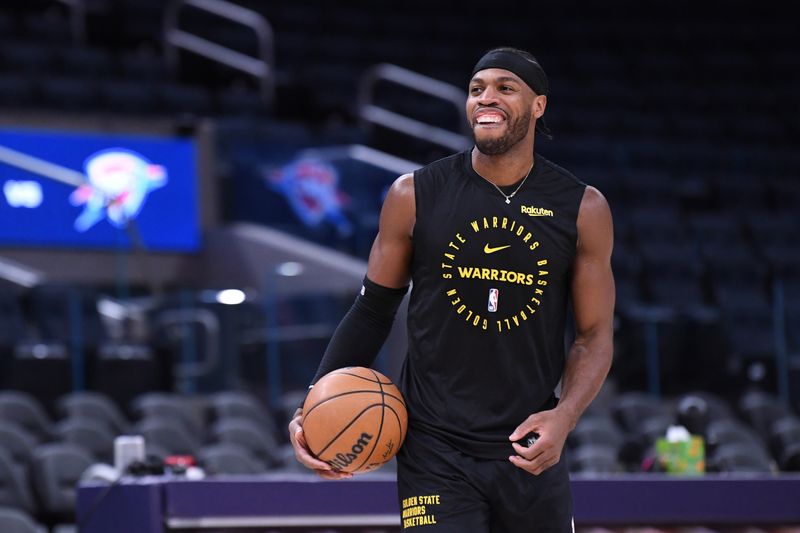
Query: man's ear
533 94 547 120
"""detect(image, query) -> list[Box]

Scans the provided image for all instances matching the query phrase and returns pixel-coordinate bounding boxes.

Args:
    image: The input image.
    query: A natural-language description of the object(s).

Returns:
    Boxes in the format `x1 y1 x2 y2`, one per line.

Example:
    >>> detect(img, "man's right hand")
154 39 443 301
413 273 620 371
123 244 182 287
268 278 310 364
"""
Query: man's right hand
288 409 353 480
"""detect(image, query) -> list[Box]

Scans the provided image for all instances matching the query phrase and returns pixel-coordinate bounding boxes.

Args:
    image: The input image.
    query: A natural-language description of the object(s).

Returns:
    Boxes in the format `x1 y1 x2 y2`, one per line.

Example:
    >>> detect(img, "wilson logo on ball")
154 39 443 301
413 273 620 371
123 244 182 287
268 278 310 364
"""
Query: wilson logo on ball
302 367 408 474
326 432 374 471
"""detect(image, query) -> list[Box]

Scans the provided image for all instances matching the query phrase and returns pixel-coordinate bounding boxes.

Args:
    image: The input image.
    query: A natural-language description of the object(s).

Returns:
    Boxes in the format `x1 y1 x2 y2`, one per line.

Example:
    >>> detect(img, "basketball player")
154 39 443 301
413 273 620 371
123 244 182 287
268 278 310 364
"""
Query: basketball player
289 47 615 532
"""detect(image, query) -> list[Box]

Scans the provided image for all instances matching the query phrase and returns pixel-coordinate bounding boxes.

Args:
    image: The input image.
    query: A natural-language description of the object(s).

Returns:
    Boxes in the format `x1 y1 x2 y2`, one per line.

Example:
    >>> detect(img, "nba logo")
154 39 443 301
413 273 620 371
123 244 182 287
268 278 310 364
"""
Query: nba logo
487 288 499 312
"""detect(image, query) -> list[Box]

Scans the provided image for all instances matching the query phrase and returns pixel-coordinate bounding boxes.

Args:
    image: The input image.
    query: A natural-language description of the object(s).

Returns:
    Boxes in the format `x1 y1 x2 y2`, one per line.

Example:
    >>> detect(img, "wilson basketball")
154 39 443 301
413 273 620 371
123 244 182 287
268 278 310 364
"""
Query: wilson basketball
302 366 407 473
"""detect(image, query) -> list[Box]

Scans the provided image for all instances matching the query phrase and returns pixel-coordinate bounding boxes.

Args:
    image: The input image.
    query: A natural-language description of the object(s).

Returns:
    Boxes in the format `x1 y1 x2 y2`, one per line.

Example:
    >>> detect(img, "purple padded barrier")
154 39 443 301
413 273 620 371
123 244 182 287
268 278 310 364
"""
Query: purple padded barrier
571 474 800 525
165 473 399 529
77 478 165 533
78 473 800 532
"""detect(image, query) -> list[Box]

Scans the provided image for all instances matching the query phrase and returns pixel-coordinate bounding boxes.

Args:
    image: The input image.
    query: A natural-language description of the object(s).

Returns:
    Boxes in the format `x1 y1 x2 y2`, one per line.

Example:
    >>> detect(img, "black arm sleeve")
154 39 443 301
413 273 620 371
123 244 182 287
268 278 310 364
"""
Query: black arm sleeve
309 276 409 386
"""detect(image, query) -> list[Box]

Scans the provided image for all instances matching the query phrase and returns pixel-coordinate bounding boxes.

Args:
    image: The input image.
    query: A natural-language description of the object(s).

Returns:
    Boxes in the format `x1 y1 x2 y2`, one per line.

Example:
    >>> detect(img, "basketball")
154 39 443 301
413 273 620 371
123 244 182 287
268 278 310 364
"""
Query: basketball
301 367 407 474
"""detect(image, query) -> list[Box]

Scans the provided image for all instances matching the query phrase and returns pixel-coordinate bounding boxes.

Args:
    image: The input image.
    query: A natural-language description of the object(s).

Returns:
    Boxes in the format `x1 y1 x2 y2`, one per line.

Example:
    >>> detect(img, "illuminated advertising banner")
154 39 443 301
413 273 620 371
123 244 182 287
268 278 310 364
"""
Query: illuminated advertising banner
0 128 200 251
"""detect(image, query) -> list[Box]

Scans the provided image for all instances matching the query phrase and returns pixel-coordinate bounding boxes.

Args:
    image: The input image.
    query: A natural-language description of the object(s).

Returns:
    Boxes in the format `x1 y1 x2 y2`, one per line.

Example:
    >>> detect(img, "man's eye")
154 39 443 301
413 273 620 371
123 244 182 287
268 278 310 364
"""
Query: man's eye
470 87 482 94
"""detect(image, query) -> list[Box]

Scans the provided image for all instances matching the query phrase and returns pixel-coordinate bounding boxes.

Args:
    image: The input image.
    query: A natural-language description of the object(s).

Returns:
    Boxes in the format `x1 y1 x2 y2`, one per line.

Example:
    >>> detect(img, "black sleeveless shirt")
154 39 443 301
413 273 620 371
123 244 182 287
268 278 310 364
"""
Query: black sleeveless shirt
400 149 586 459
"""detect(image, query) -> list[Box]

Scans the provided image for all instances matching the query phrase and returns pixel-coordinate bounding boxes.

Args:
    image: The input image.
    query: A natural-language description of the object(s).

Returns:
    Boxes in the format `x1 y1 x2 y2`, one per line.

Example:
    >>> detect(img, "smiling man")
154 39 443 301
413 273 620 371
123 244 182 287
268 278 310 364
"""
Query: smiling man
289 47 616 532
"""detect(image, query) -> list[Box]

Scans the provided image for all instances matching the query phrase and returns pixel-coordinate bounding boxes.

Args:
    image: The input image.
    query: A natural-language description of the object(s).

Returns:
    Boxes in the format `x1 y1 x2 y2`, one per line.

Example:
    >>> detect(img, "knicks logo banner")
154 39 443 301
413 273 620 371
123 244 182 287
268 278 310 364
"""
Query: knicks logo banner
440 215 550 333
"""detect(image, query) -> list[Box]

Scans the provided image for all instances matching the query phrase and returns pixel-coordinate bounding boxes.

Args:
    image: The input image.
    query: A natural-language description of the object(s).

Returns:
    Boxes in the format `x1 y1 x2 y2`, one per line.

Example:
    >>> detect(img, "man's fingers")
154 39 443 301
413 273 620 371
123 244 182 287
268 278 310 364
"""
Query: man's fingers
511 441 545 461
509 450 560 476
295 444 331 471
531 457 559 475
529 454 559 475
509 412 547 441
509 419 537 441
292 427 332 470
316 468 354 480
295 427 308 447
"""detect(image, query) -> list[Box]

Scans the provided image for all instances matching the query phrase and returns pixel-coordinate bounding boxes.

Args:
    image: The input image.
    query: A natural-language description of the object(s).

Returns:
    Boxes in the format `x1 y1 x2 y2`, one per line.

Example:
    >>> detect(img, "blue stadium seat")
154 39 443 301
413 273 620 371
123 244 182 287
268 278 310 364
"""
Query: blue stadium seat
0 42 55 74
629 207 688 246
120 50 169 81
0 74 38 107
57 46 116 78
21 9 72 44
156 82 214 115
39 77 99 111
97 79 159 114
688 213 746 247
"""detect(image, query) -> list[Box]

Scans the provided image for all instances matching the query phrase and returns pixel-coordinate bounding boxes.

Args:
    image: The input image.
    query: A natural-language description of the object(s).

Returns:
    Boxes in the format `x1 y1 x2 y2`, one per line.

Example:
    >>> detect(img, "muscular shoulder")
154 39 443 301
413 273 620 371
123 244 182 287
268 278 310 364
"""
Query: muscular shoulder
578 186 610 218
381 173 415 238
576 186 613 253
389 173 414 200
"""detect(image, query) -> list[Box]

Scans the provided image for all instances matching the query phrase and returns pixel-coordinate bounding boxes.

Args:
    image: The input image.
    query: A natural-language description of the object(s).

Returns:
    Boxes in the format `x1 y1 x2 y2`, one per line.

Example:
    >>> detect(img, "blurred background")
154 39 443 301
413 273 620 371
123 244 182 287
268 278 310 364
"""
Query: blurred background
0 0 798 531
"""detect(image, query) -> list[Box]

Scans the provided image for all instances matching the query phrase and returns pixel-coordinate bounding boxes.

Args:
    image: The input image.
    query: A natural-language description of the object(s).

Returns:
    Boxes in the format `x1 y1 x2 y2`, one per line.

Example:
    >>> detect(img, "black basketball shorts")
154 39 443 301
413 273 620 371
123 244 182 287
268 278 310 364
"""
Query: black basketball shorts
396 428 573 533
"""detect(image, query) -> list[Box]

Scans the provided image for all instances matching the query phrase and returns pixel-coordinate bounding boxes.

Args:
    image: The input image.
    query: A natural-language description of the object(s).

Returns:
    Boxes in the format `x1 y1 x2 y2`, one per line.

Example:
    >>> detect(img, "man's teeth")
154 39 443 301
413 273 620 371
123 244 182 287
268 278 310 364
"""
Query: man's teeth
477 115 503 124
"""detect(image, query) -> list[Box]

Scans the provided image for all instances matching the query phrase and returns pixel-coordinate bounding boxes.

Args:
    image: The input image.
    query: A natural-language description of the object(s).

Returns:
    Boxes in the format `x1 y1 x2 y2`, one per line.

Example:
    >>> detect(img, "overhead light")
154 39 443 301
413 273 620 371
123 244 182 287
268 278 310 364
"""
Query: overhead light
276 262 304 277
216 289 246 305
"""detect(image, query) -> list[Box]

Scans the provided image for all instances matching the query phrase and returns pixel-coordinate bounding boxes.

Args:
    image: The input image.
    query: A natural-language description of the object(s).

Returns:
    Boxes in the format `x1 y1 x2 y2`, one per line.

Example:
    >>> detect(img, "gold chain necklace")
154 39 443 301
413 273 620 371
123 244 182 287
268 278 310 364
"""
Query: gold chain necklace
474 162 534 204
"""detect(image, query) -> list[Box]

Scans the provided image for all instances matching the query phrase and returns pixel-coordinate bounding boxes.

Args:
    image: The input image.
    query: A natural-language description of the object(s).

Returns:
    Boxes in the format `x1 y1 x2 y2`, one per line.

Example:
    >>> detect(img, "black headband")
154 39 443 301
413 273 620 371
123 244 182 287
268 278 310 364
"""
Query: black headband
471 50 549 96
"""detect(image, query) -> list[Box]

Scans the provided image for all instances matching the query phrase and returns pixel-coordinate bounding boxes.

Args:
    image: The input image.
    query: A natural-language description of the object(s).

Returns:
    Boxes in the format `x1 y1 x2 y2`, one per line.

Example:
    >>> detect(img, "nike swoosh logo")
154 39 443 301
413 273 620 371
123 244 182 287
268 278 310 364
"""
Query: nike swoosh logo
484 244 511 254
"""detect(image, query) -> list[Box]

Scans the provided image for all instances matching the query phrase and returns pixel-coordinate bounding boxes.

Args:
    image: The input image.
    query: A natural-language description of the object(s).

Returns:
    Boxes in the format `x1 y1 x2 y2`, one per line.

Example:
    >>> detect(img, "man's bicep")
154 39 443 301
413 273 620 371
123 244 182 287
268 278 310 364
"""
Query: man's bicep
571 187 615 338
365 174 415 288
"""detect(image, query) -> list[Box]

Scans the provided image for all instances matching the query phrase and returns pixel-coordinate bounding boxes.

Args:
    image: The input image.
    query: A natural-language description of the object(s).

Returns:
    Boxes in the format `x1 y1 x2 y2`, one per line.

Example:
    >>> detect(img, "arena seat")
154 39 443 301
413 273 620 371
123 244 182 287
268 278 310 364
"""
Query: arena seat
739 390 791 435
688 212 747 247
29 443 93 522
56 46 116 78
132 417 201 457
0 423 38 471
0 392 54 441
0 448 36 514
769 416 800 471
567 416 623 450
97 79 159 114
708 442 774 473
0 507 46 533
7 342 71 416
54 418 115 463
210 418 285 469
197 443 266 475
40 77 99 111
0 74 36 107
0 42 55 74
568 444 623 474
208 391 279 438
130 393 206 437
611 393 672 435
56 392 130 435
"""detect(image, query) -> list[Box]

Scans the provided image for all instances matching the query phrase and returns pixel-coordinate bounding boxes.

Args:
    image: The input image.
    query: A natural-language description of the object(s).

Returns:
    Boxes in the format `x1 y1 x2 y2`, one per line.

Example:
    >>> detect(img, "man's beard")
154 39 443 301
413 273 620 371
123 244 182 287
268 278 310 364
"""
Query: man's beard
473 110 532 156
